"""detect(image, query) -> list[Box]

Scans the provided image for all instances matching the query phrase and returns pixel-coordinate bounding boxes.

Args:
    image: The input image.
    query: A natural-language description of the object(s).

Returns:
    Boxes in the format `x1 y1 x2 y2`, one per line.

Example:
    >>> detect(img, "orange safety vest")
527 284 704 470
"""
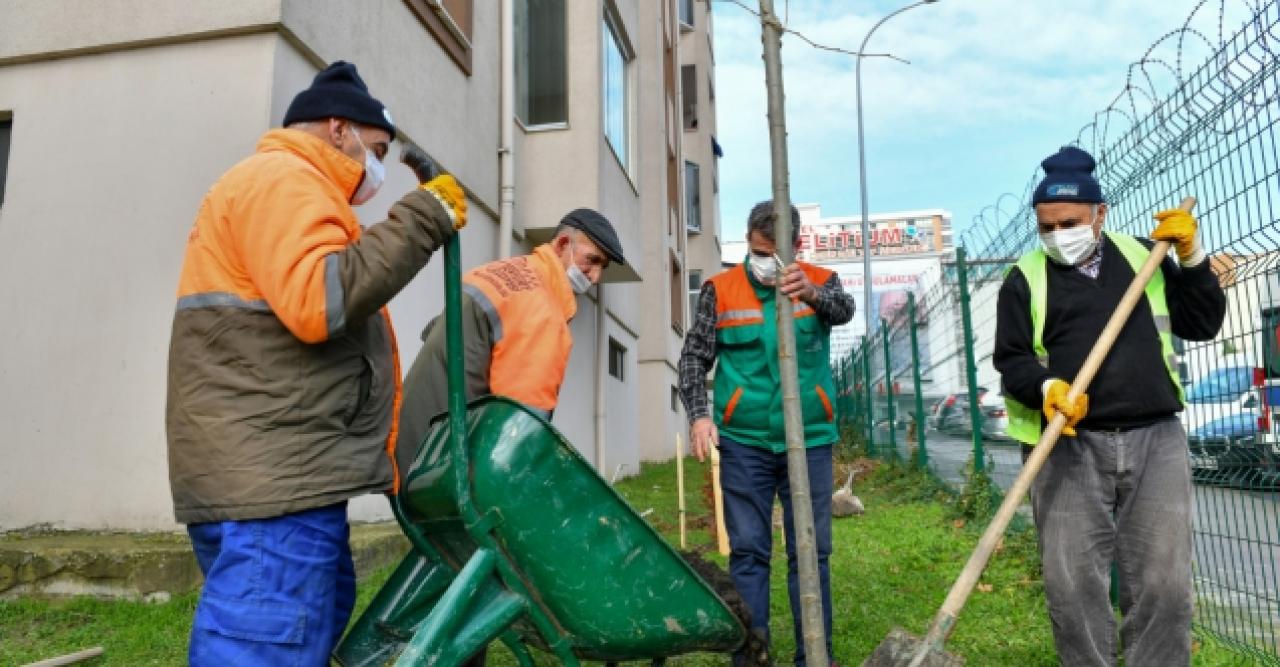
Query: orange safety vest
709 262 839 450
463 244 578 412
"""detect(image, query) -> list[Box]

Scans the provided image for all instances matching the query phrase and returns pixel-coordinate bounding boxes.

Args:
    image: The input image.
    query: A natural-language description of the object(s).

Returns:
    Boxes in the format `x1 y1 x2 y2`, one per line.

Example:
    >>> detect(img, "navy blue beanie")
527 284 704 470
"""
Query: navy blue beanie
283 61 396 137
1032 146 1104 205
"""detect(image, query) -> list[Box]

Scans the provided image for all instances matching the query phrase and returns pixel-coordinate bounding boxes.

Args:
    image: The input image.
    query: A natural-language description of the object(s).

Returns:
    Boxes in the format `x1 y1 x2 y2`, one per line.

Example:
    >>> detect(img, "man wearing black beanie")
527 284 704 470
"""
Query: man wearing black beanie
167 61 467 666
994 146 1226 665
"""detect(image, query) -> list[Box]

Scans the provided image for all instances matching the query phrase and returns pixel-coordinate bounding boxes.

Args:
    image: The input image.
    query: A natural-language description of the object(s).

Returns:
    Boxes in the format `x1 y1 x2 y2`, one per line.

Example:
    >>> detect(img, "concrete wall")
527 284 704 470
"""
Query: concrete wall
0 34 282 530
0 0 707 530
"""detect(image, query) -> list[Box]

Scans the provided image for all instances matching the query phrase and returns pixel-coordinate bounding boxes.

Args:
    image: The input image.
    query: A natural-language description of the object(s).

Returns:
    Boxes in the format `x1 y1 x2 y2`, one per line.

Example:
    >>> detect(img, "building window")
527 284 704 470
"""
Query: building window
670 255 685 334
685 161 701 234
687 269 702 323
515 0 567 126
679 0 694 29
602 5 633 171
671 386 681 412
0 116 10 207
608 338 626 380
681 65 698 130
404 0 474 74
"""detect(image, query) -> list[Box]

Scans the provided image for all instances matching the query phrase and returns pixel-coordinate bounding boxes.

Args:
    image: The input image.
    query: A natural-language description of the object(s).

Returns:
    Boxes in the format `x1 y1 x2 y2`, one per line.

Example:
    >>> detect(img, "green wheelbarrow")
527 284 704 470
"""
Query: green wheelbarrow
333 148 746 666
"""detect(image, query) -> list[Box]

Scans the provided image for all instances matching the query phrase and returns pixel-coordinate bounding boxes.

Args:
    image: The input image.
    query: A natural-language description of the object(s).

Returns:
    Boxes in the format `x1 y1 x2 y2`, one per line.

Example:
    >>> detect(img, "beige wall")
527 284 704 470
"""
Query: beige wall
0 34 281 530
0 0 710 530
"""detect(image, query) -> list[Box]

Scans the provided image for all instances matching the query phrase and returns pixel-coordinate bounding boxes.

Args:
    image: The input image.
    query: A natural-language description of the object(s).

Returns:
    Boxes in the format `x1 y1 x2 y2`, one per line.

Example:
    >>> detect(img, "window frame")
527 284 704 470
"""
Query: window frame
684 160 701 234
0 114 11 207
601 3 634 174
404 0 474 75
608 337 627 381
678 0 695 30
515 0 569 129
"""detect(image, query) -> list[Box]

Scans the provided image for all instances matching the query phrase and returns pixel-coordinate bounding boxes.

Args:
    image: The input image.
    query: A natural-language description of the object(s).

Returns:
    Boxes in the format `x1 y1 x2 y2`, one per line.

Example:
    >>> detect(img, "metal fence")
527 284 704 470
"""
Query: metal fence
831 0 1280 661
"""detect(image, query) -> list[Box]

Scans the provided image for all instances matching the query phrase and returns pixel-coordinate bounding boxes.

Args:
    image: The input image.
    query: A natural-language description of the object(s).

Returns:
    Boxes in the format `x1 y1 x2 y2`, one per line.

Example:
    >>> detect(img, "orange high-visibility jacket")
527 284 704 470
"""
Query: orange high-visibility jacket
395 244 578 481
167 128 453 523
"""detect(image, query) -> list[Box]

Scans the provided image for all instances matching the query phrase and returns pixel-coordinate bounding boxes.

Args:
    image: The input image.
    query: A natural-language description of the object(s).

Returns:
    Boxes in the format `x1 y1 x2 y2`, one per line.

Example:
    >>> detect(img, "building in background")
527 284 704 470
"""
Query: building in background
0 0 718 531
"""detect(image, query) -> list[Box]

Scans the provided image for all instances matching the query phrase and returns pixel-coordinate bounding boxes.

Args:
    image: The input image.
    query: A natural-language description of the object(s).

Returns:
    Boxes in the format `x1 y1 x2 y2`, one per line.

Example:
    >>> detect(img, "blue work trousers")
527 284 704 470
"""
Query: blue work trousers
719 435 834 666
186 502 356 667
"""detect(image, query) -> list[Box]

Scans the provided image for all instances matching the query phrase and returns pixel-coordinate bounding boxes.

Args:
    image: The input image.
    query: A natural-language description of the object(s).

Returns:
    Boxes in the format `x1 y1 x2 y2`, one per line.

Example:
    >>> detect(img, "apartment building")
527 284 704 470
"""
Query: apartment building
0 0 717 530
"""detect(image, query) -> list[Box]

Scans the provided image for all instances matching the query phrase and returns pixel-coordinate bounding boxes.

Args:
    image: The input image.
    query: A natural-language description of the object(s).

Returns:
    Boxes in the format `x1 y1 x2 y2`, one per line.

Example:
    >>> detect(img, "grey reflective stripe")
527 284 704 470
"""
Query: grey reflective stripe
463 282 503 343
324 253 346 337
1036 355 1049 368
176 292 270 312
718 309 762 323
1153 314 1171 334
793 301 813 313
1168 353 1180 370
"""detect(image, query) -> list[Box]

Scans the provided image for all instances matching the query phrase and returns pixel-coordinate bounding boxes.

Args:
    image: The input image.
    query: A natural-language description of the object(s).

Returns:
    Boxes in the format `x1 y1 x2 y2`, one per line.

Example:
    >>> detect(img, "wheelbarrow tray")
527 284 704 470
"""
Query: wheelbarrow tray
395 395 745 661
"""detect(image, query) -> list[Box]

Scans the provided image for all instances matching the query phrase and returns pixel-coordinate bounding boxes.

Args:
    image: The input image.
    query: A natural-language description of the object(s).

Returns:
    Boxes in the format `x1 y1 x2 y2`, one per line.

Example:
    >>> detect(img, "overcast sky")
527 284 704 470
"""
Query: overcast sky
708 0 1259 248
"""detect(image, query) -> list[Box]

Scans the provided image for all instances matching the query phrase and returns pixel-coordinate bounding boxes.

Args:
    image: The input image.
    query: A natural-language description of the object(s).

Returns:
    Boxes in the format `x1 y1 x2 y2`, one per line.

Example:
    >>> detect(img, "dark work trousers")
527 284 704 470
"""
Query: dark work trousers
719 435 834 666
1023 417 1193 666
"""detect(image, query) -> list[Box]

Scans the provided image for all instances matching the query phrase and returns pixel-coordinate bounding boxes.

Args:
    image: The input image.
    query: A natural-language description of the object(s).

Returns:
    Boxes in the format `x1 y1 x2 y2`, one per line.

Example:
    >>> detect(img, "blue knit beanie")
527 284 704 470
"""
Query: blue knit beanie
1032 146 1104 205
283 61 396 137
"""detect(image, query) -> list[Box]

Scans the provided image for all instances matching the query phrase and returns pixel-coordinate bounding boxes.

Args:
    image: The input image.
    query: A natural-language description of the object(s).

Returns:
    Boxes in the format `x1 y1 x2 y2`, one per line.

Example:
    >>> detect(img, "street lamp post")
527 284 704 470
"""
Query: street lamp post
855 0 937 341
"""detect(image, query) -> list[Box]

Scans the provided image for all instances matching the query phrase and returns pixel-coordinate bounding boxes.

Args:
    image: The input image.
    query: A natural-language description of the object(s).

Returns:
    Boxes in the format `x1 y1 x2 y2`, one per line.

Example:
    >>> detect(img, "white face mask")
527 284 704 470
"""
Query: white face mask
348 127 385 206
565 239 593 295
1039 213 1100 266
748 253 779 285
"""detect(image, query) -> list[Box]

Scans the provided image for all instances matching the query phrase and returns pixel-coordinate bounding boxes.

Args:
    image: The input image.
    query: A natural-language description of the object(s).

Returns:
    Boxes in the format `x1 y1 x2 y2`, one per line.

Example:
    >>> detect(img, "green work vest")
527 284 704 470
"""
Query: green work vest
1005 232 1185 445
710 262 839 451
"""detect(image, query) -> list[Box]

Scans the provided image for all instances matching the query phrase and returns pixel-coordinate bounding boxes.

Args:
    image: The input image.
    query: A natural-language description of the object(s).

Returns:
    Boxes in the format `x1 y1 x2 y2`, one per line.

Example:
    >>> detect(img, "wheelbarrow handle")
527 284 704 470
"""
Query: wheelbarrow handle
400 145 470 515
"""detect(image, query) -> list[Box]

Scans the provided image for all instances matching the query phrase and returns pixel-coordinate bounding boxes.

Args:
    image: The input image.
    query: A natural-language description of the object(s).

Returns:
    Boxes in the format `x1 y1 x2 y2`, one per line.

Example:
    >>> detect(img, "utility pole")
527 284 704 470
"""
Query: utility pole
757 2 828 665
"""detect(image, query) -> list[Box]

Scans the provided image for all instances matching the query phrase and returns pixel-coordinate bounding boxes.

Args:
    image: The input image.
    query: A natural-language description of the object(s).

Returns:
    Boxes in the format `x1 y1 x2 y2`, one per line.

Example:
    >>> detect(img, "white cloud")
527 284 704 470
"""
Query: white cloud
708 0 1268 240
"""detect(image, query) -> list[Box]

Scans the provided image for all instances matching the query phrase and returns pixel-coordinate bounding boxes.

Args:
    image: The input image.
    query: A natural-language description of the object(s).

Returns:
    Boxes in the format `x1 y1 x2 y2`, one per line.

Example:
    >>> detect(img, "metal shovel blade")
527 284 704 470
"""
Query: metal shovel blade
861 628 964 667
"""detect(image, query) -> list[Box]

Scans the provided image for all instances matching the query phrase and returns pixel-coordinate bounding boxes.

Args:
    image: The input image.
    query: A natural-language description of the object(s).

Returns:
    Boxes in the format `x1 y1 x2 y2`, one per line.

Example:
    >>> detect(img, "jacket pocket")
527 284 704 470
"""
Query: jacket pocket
815 385 834 423
722 387 745 425
193 592 305 645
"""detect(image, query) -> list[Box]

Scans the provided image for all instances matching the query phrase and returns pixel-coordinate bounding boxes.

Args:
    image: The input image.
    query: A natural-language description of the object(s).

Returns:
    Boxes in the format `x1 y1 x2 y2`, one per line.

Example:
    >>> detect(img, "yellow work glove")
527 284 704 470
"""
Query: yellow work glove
421 174 467 230
1151 208 1204 266
1042 378 1088 437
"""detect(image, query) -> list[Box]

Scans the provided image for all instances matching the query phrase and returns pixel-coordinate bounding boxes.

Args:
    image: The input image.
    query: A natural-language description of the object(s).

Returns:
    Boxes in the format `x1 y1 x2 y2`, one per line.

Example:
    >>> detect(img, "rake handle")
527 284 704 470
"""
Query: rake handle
910 196 1195 663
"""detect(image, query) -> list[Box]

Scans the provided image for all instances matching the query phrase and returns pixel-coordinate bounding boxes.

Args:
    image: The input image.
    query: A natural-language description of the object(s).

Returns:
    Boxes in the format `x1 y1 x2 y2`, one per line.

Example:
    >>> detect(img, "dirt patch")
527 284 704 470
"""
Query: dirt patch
680 550 771 666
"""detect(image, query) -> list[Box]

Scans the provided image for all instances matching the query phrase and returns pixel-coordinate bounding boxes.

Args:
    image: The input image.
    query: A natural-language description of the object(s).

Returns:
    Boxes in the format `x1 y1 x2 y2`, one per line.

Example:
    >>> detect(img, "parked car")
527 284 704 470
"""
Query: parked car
1181 365 1259 434
980 394 1012 443
928 392 973 434
1188 412 1264 487
927 388 998 438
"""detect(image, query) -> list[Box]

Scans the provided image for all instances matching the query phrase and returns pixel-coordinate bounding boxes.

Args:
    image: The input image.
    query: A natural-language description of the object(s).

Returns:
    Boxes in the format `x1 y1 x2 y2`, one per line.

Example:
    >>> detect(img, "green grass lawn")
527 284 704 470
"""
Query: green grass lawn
0 455 1251 665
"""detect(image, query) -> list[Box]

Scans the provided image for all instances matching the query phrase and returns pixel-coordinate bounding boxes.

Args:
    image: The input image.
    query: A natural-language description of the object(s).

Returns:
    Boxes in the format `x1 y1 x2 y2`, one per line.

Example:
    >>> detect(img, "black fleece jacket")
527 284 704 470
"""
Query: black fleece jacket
993 235 1226 430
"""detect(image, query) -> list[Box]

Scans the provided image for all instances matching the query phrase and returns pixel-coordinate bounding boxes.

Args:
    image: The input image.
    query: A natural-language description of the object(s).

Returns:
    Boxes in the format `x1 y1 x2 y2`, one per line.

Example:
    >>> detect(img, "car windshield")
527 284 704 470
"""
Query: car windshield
1185 366 1253 404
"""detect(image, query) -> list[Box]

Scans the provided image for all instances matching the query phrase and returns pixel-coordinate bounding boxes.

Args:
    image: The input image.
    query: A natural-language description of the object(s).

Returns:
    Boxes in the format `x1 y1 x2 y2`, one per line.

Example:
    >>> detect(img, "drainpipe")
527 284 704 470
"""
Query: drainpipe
595 285 608 476
498 0 516 258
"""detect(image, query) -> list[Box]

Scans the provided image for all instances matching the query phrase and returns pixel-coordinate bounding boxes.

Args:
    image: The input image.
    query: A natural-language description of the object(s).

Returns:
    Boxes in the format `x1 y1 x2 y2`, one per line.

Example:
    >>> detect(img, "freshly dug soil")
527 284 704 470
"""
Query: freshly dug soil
680 550 772 666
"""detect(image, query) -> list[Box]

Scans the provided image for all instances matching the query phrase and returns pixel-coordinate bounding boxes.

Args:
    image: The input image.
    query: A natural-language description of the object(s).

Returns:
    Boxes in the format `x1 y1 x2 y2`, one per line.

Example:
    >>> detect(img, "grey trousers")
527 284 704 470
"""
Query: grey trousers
1025 417 1193 666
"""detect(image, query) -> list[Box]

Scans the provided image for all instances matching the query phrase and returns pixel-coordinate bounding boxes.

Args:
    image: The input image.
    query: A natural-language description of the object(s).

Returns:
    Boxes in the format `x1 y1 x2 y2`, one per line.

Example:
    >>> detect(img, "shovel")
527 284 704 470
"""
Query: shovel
862 196 1195 667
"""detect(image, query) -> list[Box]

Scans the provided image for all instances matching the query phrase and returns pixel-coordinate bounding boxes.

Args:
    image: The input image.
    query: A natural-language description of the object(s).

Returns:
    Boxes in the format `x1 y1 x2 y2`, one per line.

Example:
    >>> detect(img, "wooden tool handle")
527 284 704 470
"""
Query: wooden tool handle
710 445 731 556
915 196 1195 658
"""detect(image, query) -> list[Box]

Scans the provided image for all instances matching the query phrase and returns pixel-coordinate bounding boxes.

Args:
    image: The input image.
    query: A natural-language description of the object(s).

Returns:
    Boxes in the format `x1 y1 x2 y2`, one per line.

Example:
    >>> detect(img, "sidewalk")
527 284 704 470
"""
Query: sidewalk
0 522 409 601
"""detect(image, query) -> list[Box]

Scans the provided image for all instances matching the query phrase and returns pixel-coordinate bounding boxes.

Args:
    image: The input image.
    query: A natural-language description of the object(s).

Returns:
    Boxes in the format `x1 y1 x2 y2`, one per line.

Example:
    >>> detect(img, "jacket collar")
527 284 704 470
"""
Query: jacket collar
532 244 578 321
256 128 365 202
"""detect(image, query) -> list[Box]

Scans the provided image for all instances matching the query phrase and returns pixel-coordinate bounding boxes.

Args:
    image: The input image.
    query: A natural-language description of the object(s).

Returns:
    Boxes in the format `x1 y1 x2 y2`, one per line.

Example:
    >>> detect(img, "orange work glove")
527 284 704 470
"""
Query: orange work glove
1042 378 1088 437
1151 208 1204 266
421 174 467 230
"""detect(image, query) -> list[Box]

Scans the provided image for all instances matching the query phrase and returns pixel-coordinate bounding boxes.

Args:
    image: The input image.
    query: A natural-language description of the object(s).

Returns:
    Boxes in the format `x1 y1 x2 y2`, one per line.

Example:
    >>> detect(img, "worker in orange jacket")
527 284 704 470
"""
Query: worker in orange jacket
166 61 466 667
394 208 626 666
396 208 627 471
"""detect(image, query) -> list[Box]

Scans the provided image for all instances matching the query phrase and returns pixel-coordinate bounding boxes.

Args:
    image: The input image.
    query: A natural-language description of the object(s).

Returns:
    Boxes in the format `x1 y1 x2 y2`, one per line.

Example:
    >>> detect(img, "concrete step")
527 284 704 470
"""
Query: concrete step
0 521 409 601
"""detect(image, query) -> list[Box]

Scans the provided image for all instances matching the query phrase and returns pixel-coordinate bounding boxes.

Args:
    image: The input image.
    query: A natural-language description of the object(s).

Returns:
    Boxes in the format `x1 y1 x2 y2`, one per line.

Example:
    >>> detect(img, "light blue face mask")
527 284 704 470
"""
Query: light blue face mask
348 126 385 206
566 239 593 294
